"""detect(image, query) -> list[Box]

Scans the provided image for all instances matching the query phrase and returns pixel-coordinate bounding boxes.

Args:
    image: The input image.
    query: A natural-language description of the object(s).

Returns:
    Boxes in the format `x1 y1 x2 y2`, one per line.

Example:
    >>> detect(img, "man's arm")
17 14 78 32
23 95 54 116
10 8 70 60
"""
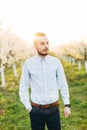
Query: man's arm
19 62 32 112
57 60 71 117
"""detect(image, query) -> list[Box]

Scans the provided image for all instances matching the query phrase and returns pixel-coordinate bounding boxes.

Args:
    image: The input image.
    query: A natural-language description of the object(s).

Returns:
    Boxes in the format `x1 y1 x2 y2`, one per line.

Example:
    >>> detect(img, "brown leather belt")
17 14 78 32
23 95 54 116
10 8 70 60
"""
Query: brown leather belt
31 101 59 109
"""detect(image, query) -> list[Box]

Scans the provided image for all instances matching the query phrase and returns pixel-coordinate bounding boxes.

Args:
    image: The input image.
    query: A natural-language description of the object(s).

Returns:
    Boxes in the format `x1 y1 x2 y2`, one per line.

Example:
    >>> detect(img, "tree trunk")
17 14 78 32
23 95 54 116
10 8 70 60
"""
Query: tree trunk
0 67 5 87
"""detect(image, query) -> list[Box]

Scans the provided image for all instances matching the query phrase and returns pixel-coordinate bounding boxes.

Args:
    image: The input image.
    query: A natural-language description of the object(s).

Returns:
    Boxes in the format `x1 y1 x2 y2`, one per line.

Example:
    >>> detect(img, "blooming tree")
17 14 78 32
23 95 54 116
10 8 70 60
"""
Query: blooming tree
0 24 35 87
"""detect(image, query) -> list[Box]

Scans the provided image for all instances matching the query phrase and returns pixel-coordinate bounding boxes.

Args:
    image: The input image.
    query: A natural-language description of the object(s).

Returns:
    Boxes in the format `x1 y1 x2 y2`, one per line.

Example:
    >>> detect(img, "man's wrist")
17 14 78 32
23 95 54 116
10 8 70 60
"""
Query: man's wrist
65 104 71 108
27 108 32 112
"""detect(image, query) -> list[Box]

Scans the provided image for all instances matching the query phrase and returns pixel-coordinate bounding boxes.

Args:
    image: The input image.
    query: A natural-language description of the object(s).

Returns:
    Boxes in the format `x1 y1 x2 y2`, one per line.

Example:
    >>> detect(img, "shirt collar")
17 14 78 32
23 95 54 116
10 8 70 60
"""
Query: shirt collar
36 55 49 62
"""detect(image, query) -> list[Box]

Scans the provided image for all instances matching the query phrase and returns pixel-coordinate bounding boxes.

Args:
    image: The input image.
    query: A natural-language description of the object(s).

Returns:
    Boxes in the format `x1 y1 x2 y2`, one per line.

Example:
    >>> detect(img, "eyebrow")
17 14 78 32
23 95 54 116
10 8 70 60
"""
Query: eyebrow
40 41 49 44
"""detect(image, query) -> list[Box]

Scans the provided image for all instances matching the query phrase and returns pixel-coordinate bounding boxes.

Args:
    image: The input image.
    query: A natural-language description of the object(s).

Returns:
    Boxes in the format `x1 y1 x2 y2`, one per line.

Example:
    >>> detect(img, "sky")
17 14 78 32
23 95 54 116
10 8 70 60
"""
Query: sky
0 0 87 46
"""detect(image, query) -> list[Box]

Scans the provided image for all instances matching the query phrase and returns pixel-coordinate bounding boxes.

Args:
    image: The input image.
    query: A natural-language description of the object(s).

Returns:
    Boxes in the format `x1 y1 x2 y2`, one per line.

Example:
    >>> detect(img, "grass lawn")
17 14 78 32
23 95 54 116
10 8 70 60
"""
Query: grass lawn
0 59 87 130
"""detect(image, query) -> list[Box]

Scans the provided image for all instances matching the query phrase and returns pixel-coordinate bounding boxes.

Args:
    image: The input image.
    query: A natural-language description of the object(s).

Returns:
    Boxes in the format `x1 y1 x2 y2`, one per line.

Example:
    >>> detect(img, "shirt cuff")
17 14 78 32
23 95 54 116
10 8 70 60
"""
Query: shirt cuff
25 103 32 110
63 98 70 105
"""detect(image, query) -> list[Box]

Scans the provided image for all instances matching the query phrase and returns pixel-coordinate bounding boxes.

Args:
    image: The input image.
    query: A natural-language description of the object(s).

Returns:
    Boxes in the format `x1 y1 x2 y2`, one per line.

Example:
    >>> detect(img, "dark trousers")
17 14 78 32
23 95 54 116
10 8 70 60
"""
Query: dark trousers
29 106 61 130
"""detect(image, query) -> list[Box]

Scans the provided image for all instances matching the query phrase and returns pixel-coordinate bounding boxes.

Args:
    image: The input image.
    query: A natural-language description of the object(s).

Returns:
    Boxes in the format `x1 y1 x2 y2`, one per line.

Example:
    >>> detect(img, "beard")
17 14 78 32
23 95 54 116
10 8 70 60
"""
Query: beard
38 52 48 56
37 48 49 56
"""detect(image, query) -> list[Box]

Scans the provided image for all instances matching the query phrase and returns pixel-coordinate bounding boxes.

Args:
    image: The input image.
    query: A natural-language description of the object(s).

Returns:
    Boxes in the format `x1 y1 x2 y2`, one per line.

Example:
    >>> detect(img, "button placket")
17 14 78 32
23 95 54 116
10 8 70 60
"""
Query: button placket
41 59 47 102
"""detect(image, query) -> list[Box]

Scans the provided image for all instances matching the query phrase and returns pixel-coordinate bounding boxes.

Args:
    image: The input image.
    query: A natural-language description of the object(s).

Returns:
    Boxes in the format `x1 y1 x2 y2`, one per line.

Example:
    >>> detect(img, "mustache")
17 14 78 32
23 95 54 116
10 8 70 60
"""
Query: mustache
43 48 49 51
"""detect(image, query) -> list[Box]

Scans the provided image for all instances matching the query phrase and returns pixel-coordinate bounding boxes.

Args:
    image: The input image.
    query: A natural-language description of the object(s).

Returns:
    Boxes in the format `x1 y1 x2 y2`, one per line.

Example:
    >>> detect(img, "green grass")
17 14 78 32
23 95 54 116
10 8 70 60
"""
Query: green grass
59 60 87 130
0 60 87 130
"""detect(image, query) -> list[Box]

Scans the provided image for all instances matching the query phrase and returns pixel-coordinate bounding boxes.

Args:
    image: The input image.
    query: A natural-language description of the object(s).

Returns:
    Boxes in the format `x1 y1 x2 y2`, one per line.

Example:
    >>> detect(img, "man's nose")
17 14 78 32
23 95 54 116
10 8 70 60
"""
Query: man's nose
44 43 49 48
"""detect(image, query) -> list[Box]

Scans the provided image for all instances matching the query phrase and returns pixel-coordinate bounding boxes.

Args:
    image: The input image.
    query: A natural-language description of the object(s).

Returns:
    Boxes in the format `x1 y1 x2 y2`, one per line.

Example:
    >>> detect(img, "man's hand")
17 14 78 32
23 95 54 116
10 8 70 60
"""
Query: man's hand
64 107 71 118
27 108 32 113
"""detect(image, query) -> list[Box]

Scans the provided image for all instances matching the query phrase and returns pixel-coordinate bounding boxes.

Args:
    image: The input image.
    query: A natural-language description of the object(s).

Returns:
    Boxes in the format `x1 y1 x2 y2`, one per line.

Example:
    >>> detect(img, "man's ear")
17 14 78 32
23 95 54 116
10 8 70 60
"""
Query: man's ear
33 39 37 49
34 43 37 49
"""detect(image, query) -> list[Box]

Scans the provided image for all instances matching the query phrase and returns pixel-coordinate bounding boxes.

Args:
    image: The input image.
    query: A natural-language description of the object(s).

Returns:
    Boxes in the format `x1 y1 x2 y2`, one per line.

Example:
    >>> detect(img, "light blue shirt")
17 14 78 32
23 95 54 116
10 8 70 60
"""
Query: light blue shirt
19 55 70 109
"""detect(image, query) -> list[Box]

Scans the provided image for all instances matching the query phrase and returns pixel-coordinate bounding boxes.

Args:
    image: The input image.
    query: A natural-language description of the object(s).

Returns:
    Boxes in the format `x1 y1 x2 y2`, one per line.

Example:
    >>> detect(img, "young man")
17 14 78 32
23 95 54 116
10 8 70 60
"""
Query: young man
19 32 71 130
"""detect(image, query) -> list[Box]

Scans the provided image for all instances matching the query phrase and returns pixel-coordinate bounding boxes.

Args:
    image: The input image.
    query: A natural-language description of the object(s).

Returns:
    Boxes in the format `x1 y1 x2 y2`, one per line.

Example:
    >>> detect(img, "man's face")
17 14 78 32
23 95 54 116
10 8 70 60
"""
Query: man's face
35 36 49 56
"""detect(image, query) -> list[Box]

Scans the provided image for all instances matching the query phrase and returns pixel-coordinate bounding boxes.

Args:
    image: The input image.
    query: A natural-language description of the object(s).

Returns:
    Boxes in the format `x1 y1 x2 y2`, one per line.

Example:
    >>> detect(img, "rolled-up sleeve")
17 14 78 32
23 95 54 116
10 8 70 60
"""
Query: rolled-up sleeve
19 63 32 109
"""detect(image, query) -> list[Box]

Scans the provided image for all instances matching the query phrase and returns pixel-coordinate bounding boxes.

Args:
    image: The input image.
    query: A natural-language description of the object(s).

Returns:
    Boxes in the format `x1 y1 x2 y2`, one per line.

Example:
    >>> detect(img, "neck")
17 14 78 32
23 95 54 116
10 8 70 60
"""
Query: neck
38 54 48 58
